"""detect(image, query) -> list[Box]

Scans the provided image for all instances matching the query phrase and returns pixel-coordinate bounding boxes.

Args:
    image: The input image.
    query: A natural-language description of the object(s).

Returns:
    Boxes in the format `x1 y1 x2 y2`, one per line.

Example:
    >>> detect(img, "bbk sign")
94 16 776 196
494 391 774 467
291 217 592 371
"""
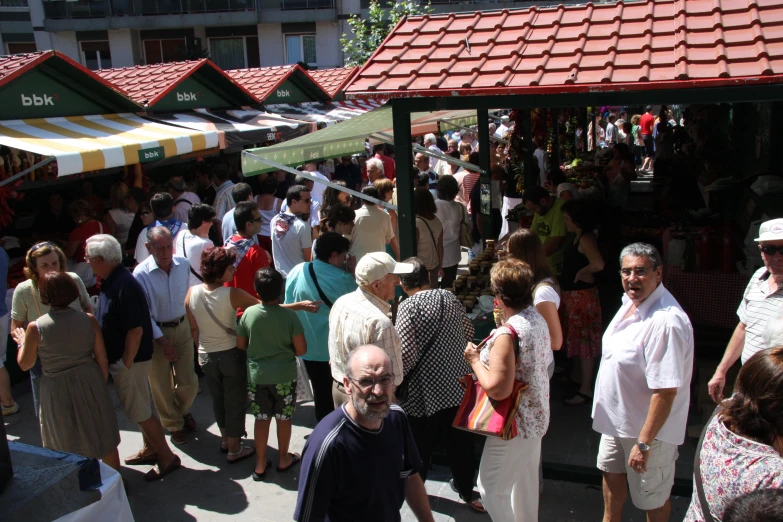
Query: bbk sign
276 89 290 98
176 92 199 102
21 93 57 106
138 146 165 163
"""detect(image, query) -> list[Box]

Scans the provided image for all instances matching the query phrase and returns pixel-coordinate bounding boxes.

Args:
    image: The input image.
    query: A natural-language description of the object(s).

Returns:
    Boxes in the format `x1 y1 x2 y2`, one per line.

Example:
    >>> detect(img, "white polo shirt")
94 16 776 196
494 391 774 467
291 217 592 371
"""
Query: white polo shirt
737 267 783 364
592 283 694 446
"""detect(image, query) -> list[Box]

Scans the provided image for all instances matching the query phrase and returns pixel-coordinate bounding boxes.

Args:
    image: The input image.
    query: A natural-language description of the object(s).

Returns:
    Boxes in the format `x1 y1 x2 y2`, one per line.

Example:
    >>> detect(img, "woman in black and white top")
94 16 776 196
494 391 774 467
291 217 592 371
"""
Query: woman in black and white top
396 257 484 512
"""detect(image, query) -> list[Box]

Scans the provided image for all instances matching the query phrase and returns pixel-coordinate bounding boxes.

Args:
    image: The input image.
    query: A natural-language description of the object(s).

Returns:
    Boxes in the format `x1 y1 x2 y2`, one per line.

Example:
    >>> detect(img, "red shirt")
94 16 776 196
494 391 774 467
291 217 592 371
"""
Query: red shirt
640 113 654 136
69 220 103 262
376 153 396 181
224 236 270 316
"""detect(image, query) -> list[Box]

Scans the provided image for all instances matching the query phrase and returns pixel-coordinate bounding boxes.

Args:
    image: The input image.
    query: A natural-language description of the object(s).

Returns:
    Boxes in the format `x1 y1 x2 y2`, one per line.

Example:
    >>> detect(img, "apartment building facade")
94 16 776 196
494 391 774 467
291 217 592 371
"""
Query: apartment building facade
0 0 582 71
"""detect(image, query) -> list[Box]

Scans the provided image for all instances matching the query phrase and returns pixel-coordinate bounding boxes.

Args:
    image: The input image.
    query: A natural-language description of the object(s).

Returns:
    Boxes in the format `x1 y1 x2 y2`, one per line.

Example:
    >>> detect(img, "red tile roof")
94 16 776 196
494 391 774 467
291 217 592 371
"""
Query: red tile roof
309 67 359 99
227 64 331 102
346 0 783 98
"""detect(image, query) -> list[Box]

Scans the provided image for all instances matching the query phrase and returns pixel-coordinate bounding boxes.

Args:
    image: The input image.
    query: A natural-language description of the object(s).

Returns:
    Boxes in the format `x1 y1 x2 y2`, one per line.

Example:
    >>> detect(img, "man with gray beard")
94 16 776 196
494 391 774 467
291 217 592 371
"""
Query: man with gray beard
294 345 434 522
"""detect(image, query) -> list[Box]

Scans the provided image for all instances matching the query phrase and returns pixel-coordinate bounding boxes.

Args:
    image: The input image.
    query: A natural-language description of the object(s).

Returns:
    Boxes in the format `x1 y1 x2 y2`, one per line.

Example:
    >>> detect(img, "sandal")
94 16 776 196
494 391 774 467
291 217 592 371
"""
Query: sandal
252 459 271 481
563 392 593 406
144 455 181 482
124 450 158 466
449 479 487 513
276 452 301 472
227 446 256 464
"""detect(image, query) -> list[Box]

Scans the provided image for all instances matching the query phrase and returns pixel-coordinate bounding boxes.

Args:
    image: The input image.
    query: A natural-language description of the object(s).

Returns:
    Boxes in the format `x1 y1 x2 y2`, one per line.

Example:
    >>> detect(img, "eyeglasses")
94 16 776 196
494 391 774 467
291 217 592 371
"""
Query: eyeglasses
139 211 152 216
348 376 394 391
760 245 783 256
30 241 54 254
619 267 652 278
302 198 312 203
250 217 263 223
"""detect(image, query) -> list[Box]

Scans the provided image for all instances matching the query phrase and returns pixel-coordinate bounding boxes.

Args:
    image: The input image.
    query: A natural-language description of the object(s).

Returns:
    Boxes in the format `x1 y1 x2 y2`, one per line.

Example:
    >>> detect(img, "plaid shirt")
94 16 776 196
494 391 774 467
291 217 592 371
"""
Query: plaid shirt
328 287 403 386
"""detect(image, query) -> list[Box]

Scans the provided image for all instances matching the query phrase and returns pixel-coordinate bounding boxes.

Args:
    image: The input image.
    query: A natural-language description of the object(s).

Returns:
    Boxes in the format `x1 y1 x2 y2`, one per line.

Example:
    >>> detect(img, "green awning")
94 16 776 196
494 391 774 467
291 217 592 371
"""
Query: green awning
241 105 479 176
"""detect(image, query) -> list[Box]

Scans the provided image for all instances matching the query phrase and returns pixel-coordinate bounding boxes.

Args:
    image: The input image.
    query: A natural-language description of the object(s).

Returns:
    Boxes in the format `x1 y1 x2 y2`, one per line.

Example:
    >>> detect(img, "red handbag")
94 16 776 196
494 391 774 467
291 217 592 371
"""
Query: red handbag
452 326 528 440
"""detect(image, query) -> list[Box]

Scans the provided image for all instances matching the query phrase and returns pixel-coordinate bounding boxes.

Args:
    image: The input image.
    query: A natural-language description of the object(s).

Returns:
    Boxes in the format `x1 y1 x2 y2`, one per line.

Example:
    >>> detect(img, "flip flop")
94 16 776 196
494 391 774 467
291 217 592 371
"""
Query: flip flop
252 460 272 481
227 446 256 464
276 452 301 472
144 455 181 482
124 450 158 466
450 479 487 514
563 392 593 406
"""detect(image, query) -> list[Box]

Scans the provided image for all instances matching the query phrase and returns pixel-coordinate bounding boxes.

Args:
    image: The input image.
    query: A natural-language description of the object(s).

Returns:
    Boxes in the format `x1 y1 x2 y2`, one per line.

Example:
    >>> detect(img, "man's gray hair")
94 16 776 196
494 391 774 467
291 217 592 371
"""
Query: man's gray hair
85 234 122 265
365 157 384 175
619 242 662 269
423 133 436 145
764 319 783 349
146 225 172 243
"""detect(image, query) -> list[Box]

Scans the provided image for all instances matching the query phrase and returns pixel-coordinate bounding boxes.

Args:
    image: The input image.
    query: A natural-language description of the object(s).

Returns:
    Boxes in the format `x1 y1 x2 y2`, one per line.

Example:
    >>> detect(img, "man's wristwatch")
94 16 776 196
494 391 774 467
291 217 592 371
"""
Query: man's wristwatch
637 441 651 452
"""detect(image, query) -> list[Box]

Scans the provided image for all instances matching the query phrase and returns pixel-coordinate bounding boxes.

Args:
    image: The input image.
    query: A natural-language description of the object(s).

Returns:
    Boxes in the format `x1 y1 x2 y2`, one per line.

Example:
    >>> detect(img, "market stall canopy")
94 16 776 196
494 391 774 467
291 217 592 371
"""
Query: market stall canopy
241 105 478 176
263 100 385 124
0 113 220 177
146 108 315 150
227 65 331 105
0 51 141 120
345 0 783 100
308 67 359 100
97 59 258 111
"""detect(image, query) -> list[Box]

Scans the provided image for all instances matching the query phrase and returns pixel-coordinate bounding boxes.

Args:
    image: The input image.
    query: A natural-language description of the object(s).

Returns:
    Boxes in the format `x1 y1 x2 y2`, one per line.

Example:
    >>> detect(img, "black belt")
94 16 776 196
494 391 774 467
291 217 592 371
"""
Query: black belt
156 315 186 328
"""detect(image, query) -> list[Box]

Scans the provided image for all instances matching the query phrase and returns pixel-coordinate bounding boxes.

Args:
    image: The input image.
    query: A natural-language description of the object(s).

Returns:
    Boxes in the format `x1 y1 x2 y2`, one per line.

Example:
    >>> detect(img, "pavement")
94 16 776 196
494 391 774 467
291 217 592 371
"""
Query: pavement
4 374 692 521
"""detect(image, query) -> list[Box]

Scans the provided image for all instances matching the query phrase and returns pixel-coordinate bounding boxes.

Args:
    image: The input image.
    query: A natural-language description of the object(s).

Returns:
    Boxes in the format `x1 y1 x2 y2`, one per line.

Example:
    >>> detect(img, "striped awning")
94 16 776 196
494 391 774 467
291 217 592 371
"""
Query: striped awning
263 100 385 124
0 113 221 177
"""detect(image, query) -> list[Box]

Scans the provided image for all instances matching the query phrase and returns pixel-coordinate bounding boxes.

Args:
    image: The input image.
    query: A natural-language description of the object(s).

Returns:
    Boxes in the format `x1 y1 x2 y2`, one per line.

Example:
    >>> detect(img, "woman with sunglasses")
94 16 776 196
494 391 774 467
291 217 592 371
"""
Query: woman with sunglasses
11 241 93 417
125 199 154 261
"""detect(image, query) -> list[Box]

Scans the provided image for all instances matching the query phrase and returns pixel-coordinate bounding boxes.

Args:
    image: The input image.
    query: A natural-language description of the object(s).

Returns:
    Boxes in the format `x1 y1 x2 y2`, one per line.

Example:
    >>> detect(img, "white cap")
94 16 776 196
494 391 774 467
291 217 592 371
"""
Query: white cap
500 115 510 122
355 252 414 285
755 218 783 242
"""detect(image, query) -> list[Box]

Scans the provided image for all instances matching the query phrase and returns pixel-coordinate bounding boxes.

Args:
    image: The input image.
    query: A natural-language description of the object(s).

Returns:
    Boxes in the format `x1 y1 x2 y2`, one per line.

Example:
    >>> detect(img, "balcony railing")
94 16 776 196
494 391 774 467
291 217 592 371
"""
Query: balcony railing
0 0 29 7
43 0 254 19
280 0 332 8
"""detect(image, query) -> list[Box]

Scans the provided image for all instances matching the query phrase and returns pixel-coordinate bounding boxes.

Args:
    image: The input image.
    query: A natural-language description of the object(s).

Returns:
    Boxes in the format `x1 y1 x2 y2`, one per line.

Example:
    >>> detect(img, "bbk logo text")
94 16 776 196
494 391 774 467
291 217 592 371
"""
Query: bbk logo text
21 93 56 106
276 89 290 98
176 92 199 102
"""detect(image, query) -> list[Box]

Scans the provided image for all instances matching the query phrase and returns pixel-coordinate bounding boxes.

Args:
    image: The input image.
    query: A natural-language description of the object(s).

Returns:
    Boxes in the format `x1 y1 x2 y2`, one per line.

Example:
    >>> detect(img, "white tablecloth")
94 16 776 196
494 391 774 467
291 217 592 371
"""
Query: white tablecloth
53 462 134 522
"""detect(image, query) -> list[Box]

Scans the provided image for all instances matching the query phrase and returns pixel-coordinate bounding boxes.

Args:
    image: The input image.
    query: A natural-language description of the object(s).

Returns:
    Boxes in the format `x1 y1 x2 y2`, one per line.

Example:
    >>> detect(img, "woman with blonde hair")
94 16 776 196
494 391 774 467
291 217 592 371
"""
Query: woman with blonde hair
374 177 398 259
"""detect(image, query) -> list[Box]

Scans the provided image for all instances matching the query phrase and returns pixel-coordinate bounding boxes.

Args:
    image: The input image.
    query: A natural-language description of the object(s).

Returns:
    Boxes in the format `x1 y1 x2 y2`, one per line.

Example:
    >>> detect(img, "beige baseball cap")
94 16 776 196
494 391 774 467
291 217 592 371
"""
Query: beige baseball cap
755 218 783 242
355 252 414 286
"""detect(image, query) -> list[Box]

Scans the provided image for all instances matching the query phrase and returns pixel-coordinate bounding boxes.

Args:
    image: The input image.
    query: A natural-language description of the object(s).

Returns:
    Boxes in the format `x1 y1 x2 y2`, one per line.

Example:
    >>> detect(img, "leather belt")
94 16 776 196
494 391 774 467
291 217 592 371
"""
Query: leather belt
156 315 186 328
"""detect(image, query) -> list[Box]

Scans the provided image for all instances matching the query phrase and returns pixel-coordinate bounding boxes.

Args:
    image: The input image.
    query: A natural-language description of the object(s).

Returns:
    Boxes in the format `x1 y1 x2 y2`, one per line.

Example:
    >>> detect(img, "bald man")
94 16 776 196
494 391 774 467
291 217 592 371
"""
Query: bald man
295 345 434 522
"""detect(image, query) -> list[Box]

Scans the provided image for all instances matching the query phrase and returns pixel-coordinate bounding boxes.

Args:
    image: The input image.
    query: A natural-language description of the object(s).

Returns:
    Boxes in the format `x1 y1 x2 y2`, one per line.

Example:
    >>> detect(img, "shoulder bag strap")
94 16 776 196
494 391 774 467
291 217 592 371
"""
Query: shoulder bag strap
417 216 438 251
181 233 204 282
173 198 193 207
694 406 721 522
308 262 333 308
32 281 42 318
198 288 236 335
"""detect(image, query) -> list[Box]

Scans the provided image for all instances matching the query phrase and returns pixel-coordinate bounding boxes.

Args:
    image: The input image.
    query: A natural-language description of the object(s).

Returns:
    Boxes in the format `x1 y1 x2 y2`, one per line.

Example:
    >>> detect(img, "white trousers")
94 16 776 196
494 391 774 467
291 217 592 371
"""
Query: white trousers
478 435 542 522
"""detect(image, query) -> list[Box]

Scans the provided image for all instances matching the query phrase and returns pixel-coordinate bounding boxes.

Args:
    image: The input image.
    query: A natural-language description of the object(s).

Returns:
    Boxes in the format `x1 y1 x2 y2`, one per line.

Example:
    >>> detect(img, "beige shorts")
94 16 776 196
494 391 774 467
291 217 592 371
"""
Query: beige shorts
110 360 153 424
596 434 678 511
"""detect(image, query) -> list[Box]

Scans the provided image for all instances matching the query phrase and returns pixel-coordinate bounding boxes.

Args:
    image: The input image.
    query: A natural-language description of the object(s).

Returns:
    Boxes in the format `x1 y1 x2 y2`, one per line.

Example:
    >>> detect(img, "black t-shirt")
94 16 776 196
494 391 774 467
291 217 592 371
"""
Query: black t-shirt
96 264 154 364
469 180 482 243
333 163 362 186
294 404 423 522
32 208 75 238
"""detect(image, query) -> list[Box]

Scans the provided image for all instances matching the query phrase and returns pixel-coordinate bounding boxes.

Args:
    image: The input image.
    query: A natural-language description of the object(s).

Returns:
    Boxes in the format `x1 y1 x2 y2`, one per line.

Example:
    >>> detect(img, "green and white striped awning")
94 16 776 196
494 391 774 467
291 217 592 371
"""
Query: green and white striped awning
241 105 479 176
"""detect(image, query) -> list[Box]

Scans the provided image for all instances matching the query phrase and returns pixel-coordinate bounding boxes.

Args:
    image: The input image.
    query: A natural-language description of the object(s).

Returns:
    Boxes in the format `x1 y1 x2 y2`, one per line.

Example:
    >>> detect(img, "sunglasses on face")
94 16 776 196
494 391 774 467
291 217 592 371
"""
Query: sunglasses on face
760 245 783 256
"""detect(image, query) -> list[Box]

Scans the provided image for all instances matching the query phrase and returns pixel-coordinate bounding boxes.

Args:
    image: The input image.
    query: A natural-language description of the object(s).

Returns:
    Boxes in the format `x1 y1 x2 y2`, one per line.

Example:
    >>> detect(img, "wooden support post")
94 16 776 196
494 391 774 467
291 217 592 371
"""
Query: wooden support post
392 105 415 260
477 110 494 241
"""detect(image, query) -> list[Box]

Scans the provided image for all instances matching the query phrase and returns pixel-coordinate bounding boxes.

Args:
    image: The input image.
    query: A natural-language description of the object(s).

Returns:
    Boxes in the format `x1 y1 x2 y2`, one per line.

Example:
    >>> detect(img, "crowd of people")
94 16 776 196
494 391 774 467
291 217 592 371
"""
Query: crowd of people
0 109 782 522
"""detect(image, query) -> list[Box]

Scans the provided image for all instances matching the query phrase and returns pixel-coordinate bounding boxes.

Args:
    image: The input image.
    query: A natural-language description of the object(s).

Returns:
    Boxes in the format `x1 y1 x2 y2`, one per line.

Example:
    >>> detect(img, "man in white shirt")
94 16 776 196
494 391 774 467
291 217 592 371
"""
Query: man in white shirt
174 203 216 287
328 252 413 407
707 218 783 402
133 226 199 446
212 164 235 221
167 177 200 223
135 193 185 265
271 185 313 279
220 183 254 243
495 115 510 138
423 133 442 170
533 139 548 186
349 186 398 262
605 113 618 146
281 175 322 237
592 243 693 522
303 162 329 208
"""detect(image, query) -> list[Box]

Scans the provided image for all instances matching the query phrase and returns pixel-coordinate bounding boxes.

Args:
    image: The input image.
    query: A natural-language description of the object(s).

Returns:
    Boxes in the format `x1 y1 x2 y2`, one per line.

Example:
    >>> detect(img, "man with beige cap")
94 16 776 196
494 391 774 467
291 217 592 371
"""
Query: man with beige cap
328 252 413 407
708 218 783 402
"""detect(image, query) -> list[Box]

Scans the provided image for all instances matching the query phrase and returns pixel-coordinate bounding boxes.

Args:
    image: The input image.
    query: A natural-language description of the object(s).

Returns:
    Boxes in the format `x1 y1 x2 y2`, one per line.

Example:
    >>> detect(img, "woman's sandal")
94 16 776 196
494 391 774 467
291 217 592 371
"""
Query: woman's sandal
227 446 256 464
563 392 593 406
252 460 272 481
276 452 301 472
449 479 487 514
144 455 181 482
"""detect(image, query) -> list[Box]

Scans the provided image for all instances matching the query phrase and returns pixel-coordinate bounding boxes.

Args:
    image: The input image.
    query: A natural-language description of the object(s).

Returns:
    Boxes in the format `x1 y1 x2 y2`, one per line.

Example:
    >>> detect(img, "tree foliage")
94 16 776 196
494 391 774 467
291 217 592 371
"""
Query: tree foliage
341 0 432 67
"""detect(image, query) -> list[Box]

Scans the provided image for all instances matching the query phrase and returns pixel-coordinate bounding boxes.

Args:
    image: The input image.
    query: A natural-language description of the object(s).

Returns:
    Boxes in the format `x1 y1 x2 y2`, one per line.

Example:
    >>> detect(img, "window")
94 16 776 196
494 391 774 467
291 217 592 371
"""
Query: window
80 41 111 70
143 38 187 65
284 34 316 66
209 36 259 70
6 42 36 55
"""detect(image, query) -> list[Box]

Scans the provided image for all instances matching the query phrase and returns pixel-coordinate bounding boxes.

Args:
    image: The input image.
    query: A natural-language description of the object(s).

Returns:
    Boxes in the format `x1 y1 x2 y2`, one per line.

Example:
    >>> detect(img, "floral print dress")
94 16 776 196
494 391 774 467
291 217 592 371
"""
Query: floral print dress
685 414 783 521
480 307 551 439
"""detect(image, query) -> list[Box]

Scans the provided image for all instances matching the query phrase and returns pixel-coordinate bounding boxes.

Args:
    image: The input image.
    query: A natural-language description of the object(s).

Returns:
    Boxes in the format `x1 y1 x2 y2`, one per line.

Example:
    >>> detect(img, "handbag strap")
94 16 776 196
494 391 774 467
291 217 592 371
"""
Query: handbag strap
181 232 203 282
198 288 234 335
32 281 42 318
417 216 438 252
308 262 333 308
694 406 721 522
405 292 445 381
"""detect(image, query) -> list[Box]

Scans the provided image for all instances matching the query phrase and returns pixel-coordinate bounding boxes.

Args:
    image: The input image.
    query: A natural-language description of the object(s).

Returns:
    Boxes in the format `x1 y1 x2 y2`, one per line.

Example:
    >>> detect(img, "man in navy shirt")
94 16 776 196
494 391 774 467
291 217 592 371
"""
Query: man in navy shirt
295 345 434 522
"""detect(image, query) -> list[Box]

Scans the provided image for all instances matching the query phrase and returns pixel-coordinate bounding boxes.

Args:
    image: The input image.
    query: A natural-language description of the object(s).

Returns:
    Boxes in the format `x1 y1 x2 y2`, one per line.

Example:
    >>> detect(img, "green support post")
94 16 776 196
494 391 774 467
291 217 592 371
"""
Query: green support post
392 105 416 260
552 108 560 178
477 110 494 241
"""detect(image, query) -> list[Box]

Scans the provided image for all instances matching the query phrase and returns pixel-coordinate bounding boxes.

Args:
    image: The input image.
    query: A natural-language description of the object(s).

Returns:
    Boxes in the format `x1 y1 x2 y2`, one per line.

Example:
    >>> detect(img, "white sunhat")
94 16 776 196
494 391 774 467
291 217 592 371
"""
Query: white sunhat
755 218 783 242
355 252 414 286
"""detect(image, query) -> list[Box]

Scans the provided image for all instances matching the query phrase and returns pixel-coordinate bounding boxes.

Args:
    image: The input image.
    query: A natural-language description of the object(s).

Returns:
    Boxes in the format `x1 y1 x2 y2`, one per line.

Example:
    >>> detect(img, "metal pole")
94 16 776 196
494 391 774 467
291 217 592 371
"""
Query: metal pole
0 157 55 189
477 110 494 241
392 106 415 260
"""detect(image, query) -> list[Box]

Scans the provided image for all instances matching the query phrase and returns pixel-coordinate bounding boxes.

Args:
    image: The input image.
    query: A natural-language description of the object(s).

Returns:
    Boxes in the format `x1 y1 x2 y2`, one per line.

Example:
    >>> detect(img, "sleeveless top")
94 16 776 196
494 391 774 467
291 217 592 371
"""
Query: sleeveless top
189 285 237 354
108 208 135 247
415 216 443 270
36 308 95 376
560 237 595 291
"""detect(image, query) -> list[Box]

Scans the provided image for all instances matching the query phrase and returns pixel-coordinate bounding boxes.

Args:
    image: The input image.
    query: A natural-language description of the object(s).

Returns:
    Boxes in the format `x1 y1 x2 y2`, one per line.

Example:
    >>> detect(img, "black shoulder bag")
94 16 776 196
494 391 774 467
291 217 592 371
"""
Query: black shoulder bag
308 262 333 308
396 293 444 403
694 406 721 522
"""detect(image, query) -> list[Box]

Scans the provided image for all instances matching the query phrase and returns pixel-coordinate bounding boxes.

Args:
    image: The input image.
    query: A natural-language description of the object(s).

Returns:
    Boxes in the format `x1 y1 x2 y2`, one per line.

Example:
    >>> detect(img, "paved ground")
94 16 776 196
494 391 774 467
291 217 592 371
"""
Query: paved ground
4 376 691 521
